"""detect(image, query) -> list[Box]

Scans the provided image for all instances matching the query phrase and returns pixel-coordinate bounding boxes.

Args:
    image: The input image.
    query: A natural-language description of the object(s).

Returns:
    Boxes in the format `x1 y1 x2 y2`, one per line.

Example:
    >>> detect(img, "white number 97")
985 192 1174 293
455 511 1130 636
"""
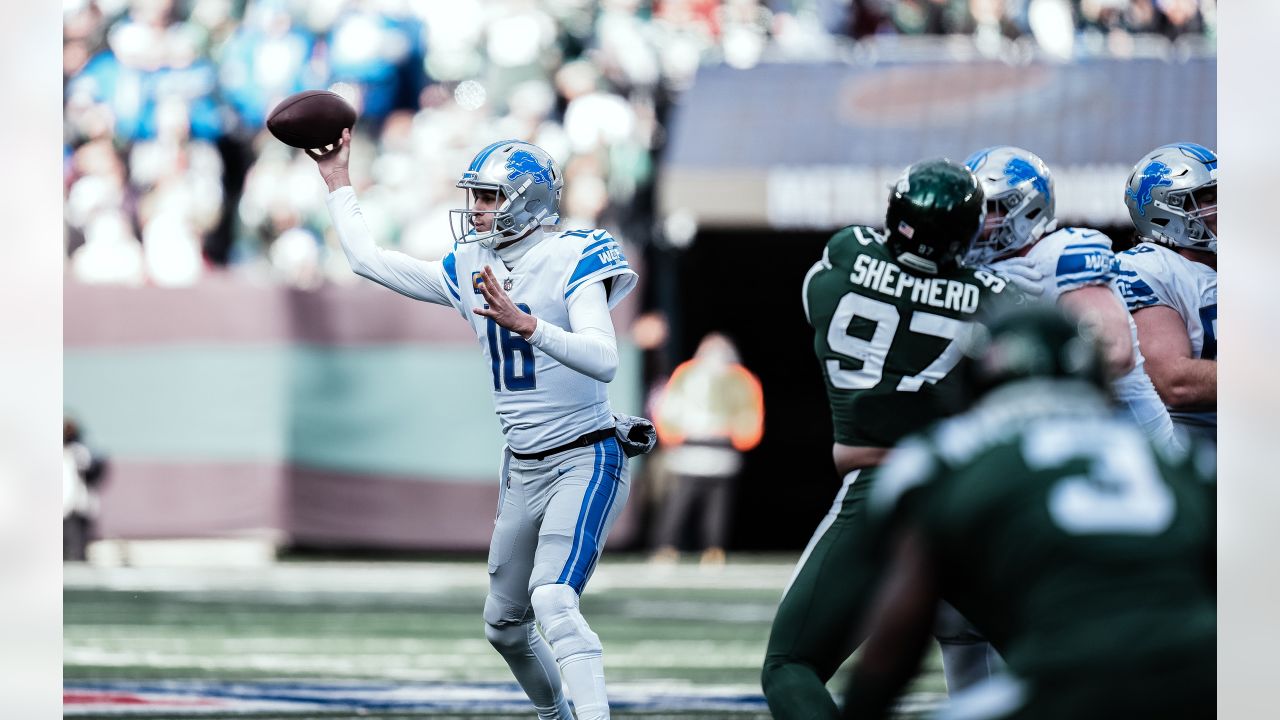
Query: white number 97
825 293 969 393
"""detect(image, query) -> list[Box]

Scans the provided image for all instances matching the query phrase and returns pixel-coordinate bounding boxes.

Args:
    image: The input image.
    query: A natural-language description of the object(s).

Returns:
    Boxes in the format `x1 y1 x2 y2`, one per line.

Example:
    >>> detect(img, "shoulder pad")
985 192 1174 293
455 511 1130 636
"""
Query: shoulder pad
563 228 635 304
1122 242 1160 256
1114 246 1167 310
1047 228 1117 291
826 225 885 267
1048 226 1113 247
440 248 463 302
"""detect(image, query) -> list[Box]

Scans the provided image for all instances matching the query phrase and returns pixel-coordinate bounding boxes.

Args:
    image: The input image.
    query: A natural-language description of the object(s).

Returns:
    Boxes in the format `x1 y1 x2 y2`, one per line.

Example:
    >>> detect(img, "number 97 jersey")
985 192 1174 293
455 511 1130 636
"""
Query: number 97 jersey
801 225 1023 448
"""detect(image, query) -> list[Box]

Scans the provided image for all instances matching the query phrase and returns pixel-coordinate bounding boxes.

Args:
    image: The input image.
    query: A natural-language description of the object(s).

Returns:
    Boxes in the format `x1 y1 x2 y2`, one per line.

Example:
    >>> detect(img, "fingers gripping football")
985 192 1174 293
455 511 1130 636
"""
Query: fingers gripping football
306 128 352 191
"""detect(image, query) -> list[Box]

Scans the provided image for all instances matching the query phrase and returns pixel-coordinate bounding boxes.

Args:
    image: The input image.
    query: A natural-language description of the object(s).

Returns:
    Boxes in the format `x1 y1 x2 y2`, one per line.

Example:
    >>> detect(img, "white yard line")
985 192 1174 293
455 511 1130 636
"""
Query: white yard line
64 559 799 594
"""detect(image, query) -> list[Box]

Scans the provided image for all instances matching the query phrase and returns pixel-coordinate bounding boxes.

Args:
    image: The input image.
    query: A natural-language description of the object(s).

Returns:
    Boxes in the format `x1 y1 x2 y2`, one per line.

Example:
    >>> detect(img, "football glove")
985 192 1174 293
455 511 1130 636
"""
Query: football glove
612 413 657 458
988 256 1045 297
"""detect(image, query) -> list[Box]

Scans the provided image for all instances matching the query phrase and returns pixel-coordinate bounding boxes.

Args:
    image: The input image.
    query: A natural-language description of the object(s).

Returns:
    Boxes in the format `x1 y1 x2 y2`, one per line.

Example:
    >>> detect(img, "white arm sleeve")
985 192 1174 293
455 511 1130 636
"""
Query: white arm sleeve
528 280 619 383
326 186 452 306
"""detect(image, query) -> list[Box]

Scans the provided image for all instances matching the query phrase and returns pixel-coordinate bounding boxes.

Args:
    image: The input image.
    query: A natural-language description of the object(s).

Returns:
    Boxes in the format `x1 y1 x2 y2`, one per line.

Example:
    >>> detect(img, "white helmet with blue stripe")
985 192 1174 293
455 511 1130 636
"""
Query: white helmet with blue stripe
961 145 1056 266
451 139 563 250
1124 142 1217 254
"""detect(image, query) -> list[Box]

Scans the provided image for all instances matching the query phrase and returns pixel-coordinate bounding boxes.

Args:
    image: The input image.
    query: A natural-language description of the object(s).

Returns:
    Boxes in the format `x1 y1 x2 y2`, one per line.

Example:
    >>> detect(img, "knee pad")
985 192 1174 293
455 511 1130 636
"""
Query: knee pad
484 591 531 627
530 583 601 659
485 619 533 655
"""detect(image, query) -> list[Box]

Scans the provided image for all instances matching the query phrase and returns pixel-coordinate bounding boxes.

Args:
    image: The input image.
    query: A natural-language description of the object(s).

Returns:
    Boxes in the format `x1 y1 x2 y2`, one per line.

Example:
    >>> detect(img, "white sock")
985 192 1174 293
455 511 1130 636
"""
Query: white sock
531 584 611 720
559 652 609 720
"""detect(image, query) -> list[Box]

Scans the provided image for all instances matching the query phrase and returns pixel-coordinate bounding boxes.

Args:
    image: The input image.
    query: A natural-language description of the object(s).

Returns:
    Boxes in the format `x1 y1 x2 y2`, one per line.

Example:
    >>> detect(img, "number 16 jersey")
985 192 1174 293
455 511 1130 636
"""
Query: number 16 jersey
801 225 1023 448
440 229 637 453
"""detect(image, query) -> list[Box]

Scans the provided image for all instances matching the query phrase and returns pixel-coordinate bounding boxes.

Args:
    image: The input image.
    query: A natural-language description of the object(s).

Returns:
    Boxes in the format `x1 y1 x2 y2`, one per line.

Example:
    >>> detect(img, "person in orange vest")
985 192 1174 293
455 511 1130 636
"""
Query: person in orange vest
651 333 764 565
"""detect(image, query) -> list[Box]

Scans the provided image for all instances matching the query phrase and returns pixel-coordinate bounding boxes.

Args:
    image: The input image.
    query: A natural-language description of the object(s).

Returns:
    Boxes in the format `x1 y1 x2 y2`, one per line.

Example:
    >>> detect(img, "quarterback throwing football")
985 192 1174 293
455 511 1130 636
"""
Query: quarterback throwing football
311 129 646 720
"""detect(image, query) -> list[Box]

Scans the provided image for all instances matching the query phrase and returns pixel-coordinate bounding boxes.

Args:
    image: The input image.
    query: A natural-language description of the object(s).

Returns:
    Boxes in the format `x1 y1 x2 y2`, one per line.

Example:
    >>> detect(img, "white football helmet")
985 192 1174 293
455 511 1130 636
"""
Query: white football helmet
961 146 1056 266
451 139 563 250
1124 142 1217 254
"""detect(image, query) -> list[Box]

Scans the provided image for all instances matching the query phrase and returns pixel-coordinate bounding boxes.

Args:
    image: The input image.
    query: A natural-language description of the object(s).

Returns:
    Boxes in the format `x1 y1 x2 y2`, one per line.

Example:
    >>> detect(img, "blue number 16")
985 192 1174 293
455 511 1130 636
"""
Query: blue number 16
485 303 536 391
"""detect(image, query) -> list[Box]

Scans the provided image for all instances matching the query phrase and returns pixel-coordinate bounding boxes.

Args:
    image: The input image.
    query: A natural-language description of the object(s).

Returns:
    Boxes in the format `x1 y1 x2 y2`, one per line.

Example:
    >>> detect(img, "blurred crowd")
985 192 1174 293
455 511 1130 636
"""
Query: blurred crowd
63 0 1216 289
844 0 1214 40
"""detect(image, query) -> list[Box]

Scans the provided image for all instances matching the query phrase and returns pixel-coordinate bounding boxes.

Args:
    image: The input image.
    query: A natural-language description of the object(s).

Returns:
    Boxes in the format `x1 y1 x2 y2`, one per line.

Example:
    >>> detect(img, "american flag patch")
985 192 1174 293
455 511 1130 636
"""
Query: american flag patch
897 221 915 239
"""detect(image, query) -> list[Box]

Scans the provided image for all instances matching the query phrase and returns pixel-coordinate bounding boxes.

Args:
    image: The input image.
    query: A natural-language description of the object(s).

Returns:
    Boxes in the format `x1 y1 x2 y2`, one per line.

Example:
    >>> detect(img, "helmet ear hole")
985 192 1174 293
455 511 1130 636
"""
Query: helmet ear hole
1025 207 1042 220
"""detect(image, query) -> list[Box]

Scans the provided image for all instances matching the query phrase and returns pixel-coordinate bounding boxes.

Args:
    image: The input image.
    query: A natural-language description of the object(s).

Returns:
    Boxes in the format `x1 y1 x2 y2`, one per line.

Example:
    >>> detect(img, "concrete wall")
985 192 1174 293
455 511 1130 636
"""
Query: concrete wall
65 274 643 550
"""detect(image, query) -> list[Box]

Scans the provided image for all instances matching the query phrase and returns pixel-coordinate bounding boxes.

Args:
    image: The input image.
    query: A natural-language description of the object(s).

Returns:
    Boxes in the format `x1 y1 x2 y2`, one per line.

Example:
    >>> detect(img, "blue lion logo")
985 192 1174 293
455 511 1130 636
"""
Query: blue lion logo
506 150 554 187
1003 157 1051 205
1125 161 1172 217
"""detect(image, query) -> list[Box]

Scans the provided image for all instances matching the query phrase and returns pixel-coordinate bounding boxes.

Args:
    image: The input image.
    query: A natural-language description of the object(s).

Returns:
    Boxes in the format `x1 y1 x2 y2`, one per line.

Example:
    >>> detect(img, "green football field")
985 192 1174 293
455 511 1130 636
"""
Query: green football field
64 555 946 718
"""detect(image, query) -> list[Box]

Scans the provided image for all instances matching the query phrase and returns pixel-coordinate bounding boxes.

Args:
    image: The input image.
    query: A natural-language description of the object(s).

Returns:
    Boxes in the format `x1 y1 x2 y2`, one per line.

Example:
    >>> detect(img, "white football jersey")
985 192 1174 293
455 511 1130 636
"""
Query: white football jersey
995 227 1179 450
1116 242 1217 430
1116 243 1218 360
439 229 638 453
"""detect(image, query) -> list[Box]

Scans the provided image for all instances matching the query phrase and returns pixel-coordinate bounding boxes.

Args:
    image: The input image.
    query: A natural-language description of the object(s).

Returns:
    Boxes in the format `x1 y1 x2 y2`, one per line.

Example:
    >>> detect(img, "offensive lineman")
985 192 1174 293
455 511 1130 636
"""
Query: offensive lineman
761 158 1025 720
840 309 1215 720
962 145 1180 451
309 129 648 720
1115 143 1218 446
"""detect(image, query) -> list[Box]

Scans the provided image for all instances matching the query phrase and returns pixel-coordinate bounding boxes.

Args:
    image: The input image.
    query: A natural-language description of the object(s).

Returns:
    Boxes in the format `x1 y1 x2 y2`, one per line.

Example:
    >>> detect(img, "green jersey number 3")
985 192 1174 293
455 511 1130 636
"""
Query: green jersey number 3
825 292 970 392
1025 422 1175 536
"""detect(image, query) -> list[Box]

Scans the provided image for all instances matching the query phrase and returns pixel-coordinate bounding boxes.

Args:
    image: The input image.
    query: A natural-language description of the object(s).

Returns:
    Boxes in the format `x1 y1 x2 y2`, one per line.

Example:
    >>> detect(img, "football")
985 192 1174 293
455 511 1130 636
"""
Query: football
266 90 357 149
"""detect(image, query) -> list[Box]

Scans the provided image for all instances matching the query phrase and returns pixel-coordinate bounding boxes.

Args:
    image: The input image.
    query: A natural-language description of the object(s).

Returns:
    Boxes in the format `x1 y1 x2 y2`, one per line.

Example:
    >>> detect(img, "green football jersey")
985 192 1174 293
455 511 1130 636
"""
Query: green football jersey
802 225 1022 447
872 381 1216 681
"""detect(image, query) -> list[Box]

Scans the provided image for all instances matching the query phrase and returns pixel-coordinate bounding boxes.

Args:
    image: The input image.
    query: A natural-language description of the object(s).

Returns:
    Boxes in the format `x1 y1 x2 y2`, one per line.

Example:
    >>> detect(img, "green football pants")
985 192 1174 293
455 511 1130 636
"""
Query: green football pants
762 468 883 720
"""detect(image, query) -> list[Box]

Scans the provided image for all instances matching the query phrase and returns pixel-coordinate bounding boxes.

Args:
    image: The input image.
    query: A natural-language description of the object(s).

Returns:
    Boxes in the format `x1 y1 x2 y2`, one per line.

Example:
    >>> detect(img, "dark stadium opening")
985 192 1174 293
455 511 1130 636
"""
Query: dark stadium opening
645 229 837 552
645 223 1140 552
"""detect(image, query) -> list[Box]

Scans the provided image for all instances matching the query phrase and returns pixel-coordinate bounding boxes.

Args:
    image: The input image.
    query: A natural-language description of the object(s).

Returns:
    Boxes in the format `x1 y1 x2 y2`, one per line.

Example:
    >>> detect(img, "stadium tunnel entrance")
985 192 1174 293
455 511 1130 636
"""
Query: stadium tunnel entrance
643 229 836 552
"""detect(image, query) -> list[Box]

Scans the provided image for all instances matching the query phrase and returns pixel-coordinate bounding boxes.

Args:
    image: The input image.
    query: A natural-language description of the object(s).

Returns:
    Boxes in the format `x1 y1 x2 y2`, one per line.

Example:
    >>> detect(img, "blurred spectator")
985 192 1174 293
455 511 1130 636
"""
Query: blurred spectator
218 0 321 132
63 417 108 562
62 0 1214 287
651 333 764 565
71 211 146 285
325 2 428 125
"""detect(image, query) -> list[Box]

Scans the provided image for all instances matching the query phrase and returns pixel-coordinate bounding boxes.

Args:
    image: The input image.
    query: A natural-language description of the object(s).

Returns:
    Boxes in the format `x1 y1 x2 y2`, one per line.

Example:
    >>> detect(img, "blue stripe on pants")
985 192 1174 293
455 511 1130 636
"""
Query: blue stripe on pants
557 439 623 591
558 443 603 586
577 440 623 591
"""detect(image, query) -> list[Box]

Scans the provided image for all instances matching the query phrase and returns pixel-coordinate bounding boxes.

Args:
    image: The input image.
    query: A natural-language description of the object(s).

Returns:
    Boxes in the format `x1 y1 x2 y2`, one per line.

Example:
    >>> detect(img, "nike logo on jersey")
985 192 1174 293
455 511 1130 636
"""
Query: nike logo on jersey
849 254 981 313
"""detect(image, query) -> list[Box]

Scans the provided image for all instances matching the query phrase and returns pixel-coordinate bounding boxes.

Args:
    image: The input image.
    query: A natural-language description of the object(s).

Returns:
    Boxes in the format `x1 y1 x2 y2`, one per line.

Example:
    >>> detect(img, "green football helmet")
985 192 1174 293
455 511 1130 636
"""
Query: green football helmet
885 158 986 275
961 307 1108 399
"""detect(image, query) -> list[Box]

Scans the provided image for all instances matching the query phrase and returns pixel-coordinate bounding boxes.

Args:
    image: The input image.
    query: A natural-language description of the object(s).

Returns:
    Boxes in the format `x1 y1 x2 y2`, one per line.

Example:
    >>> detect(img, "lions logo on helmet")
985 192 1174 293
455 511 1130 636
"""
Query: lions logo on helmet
452 140 564 250
506 150 555 187
1125 161 1173 218
962 146 1056 266
1124 143 1217 253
